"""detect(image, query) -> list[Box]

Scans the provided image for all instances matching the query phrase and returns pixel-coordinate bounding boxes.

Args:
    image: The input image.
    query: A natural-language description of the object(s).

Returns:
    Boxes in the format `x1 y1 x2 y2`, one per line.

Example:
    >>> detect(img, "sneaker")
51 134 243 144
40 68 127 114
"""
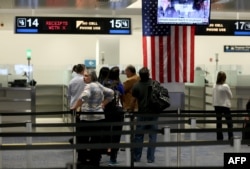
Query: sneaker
147 160 154 163
108 161 117 166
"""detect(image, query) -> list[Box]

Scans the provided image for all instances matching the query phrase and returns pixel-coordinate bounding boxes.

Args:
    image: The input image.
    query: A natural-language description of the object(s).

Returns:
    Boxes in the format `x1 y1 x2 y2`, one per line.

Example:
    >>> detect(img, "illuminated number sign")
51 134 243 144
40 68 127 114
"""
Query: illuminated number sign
195 19 250 36
15 16 131 35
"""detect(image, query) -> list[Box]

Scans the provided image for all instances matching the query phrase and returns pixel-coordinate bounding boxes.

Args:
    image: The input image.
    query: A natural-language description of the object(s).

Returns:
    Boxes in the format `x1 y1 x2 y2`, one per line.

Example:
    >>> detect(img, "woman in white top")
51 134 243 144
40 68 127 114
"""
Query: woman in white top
71 69 114 167
212 71 233 141
67 64 86 144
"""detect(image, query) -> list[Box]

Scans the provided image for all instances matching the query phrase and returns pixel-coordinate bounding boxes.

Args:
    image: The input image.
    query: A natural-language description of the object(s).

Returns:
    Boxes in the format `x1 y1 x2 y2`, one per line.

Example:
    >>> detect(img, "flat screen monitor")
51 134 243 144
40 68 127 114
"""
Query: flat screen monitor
14 64 33 75
157 0 211 25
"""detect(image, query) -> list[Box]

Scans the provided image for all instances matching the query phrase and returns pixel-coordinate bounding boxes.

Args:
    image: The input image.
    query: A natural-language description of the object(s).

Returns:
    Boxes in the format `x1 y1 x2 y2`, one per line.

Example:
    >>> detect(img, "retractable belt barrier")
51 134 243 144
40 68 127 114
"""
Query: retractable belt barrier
1 109 250 169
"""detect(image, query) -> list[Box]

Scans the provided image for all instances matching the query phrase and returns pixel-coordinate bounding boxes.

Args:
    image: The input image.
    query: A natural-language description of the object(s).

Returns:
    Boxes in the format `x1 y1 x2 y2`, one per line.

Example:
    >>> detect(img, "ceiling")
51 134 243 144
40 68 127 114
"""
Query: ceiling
1 0 250 31
0 0 250 14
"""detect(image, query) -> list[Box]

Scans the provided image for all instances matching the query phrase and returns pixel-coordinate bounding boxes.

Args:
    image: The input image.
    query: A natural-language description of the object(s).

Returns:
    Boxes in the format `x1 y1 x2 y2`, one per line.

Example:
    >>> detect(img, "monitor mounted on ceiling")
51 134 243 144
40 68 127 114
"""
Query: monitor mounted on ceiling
157 0 211 25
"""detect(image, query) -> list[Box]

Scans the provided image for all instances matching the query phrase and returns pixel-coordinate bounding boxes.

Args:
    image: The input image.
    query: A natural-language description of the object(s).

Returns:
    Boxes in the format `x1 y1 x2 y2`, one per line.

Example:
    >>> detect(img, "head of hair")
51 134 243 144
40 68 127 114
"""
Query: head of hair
139 67 150 82
108 66 120 81
98 67 110 83
87 69 98 82
75 64 85 74
72 65 77 73
216 71 226 85
126 65 136 74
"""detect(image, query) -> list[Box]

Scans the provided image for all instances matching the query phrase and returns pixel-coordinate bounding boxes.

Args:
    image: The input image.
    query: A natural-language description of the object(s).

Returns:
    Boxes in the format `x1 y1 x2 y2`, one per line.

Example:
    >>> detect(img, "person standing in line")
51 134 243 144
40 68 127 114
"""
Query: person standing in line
71 69 114 167
103 66 125 166
67 64 86 144
122 65 140 112
97 66 110 158
242 99 250 142
98 66 110 84
212 71 233 141
131 67 158 163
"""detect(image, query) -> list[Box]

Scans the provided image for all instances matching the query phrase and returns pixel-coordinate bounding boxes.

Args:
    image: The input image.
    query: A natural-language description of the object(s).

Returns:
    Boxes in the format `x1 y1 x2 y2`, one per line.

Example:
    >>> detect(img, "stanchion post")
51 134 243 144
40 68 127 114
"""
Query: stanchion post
0 115 2 168
233 136 241 152
26 120 32 168
163 126 171 167
190 118 197 166
124 113 131 167
72 110 77 169
66 163 73 169
177 108 181 167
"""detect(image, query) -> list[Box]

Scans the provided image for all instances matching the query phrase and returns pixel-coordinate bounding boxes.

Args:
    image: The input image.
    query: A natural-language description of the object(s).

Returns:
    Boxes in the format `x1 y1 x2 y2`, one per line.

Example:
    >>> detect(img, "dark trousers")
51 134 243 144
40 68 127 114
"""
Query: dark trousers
77 119 105 166
214 106 233 140
105 108 124 162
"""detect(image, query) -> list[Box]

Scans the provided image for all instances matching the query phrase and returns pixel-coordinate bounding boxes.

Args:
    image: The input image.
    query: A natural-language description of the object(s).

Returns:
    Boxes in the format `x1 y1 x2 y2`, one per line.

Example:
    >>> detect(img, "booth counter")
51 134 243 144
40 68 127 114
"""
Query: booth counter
0 87 36 131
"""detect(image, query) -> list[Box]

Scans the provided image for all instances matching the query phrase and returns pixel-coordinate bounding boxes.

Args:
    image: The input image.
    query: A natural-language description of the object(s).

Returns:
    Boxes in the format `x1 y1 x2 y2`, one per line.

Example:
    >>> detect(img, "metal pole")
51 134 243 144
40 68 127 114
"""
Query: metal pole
124 113 131 167
190 118 197 166
26 121 32 168
72 110 77 169
233 136 241 153
163 126 171 167
0 115 2 168
177 108 181 167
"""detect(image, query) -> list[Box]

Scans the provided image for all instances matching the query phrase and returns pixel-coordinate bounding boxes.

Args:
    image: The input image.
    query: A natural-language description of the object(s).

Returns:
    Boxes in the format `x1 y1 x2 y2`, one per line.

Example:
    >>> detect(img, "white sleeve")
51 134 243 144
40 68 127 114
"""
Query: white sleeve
81 84 91 101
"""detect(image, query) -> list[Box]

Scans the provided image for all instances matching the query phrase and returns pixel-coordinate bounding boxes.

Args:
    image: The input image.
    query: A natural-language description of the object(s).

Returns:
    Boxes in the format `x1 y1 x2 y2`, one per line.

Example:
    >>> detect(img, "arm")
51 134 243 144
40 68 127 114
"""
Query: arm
67 83 72 104
71 99 83 110
98 83 114 107
225 84 233 99
71 84 90 110
123 80 133 93
129 85 138 112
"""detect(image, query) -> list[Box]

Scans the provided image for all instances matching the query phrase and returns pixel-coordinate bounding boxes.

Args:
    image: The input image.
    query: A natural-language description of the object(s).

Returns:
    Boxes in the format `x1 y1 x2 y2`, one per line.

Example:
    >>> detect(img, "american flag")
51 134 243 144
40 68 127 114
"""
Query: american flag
142 0 195 83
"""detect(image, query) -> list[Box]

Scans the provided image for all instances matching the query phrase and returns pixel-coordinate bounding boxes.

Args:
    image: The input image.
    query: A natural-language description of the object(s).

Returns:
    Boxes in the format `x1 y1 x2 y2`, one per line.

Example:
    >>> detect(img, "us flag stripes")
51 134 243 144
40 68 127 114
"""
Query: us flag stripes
142 0 195 83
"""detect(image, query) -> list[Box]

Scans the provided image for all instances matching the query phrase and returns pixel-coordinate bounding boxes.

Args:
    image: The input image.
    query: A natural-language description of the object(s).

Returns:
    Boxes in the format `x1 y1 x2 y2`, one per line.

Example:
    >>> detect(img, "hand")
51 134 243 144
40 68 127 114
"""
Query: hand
101 102 105 109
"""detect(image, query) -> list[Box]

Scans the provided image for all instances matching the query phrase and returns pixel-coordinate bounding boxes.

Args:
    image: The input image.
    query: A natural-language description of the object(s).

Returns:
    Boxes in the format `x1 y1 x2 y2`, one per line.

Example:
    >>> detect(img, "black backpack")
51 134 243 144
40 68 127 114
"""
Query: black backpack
147 80 170 112
103 80 120 112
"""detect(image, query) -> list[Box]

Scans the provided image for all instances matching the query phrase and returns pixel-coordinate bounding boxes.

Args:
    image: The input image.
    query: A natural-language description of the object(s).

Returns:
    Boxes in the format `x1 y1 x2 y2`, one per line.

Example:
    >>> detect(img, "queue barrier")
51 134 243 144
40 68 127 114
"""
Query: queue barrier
1 109 250 169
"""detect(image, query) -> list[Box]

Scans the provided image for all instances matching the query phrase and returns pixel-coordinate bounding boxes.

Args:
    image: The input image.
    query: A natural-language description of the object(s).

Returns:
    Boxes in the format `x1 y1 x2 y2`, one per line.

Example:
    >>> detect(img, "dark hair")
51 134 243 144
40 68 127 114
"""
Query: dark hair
126 65 136 74
75 64 85 74
139 67 150 82
72 65 77 73
98 67 110 84
108 66 120 81
216 71 226 85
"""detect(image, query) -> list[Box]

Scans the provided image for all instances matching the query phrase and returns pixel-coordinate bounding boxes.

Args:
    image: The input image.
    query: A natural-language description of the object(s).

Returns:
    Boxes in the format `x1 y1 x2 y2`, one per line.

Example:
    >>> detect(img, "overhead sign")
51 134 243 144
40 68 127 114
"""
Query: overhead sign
196 19 250 36
84 60 96 68
224 45 250 52
15 16 131 35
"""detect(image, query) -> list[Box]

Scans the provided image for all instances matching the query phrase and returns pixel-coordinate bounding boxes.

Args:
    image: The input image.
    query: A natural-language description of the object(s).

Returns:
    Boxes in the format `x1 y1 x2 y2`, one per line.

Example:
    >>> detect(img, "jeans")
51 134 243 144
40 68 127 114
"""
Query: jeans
134 116 158 162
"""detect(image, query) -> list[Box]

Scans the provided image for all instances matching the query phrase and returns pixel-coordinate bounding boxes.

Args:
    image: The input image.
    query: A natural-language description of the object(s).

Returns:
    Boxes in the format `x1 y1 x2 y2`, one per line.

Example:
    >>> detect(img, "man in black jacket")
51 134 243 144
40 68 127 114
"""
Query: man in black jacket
131 67 158 163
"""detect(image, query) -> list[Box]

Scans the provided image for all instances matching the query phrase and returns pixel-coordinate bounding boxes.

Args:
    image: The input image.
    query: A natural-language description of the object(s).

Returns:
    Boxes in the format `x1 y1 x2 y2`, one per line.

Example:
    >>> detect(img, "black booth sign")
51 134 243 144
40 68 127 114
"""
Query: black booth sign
195 19 250 36
15 16 131 35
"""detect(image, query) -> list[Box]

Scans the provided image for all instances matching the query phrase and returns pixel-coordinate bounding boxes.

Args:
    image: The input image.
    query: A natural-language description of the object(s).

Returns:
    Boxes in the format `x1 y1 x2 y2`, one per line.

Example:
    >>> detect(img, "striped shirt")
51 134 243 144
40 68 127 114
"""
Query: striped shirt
80 82 114 121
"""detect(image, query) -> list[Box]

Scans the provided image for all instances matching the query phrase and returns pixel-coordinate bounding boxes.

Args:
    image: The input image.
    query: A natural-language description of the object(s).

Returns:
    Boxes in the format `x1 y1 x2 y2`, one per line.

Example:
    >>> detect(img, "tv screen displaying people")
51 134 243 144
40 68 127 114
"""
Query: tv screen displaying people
157 0 211 25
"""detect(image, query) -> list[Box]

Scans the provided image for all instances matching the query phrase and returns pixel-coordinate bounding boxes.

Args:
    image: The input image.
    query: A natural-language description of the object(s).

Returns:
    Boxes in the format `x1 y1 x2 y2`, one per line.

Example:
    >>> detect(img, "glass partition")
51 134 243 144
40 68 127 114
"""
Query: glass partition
192 64 250 86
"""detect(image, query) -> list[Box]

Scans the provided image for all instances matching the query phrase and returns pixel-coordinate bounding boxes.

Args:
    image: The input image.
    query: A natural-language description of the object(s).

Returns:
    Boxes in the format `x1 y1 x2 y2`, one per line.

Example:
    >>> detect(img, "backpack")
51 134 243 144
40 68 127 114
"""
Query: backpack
103 80 120 112
147 80 170 112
